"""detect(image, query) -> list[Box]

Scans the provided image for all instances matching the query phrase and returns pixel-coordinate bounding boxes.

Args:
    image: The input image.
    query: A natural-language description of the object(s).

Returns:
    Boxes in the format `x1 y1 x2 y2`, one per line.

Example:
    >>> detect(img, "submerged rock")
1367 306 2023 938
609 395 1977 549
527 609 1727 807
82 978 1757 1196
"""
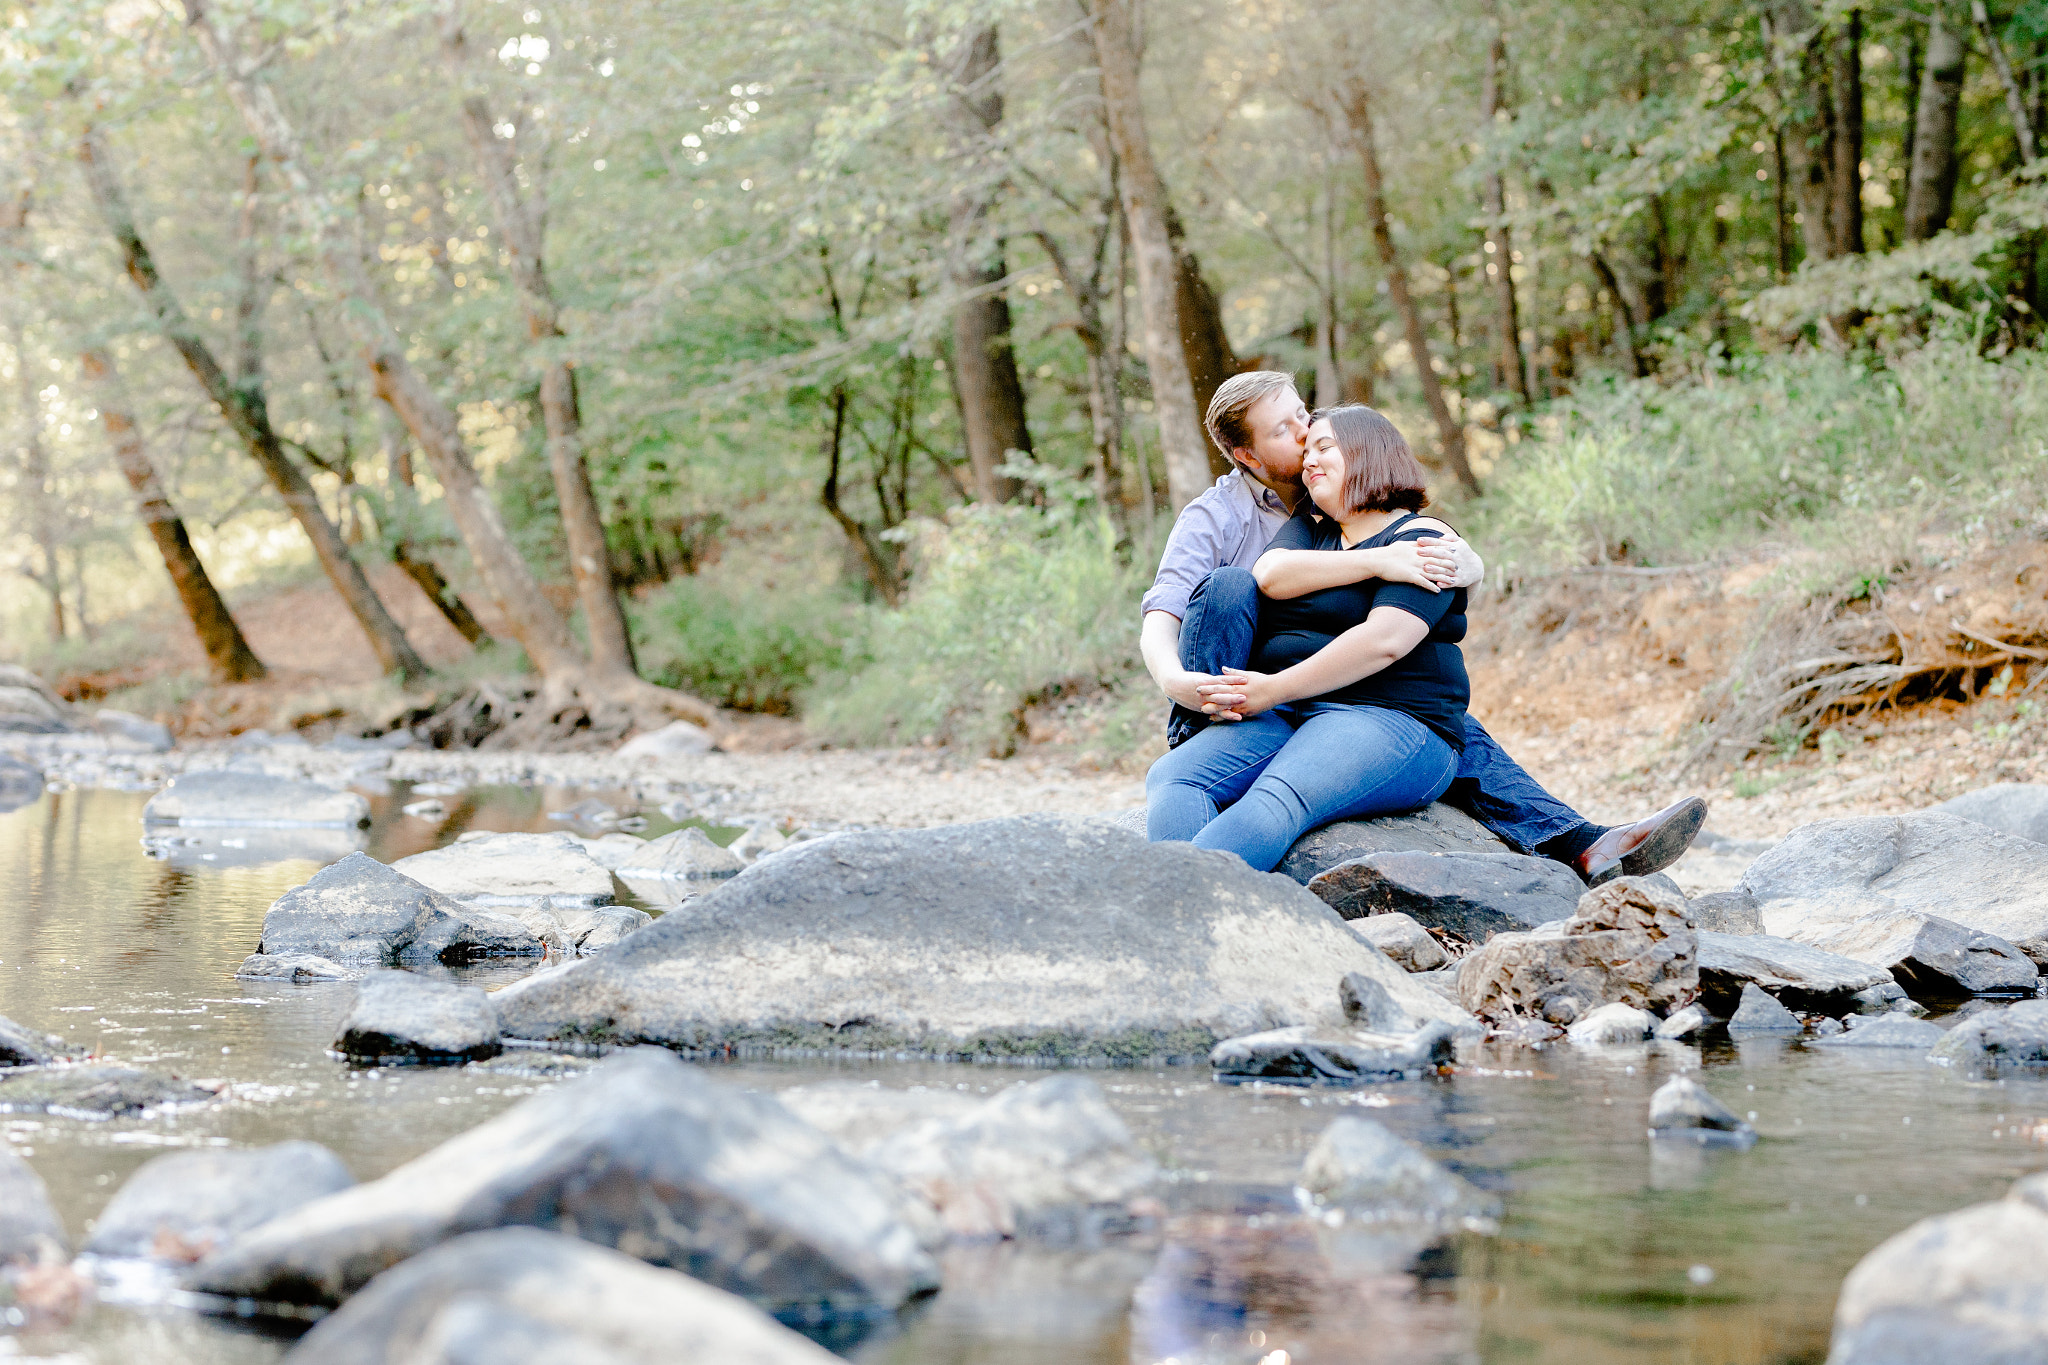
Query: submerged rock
1828 1179 2048 1365
1745 813 2048 965
391 832 614 908
492 816 1471 1060
1799 909 2039 998
1456 876 1696 1026
1296 1117 1499 1228
1346 913 1448 973
1930 782 2048 846
1210 1020 1459 1083
1811 1014 1944 1050
861 1075 1159 1241
1929 998 2048 1068
141 770 368 829
1276 802 1513 883
1696 931 1894 1011
0 1147 66 1263
334 972 502 1065
188 1048 938 1316
1304 850 1583 938
234 952 355 983
1647 1075 1754 1144
283 1227 836 1365
255 853 542 966
1725 983 1804 1036
0 1067 217 1119
0 1013 75 1066
1566 1002 1654 1046
86 1142 355 1261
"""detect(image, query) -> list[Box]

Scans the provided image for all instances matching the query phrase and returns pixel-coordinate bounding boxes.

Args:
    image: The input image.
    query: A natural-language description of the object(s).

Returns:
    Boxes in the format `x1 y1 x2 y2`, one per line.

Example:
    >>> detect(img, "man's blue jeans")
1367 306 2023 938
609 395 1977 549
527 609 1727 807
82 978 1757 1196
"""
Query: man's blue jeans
1170 566 1586 855
1147 702 1457 871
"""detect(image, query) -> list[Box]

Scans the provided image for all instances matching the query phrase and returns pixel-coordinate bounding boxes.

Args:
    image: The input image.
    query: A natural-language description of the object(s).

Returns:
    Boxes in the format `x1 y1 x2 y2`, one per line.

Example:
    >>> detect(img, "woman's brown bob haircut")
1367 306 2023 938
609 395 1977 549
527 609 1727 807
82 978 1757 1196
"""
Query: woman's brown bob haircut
1310 405 1430 514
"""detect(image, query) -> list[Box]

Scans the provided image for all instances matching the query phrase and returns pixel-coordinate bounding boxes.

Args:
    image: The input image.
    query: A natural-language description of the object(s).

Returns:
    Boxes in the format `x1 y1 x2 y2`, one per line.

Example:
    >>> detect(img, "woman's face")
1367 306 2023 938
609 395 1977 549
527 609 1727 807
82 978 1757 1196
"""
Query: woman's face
1301 419 1347 517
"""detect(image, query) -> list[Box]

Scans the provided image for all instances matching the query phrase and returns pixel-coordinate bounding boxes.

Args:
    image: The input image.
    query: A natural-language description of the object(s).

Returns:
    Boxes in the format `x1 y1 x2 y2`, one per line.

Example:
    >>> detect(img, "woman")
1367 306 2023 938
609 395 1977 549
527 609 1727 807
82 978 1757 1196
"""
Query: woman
1145 404 1469 871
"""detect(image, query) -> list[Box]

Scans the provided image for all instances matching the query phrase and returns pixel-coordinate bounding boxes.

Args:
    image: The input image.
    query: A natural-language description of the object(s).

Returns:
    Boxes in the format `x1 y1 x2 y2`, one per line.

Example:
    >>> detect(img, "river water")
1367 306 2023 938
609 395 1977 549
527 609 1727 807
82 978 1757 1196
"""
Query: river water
3 784 2045 1365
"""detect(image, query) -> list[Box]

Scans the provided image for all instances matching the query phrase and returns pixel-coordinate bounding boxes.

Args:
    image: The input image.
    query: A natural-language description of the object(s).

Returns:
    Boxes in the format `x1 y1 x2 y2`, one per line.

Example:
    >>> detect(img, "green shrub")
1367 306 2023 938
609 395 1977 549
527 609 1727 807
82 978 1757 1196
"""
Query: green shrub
806 505 1147 755
631 575 859 714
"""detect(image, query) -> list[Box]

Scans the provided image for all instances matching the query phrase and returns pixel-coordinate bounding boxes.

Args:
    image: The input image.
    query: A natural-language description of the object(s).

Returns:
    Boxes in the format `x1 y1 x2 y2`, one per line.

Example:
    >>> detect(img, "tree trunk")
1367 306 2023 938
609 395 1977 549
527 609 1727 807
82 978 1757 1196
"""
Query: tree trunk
943 24 1030 505
1972 0 2038 164
1166 206 1241 476
1589 253 1647 378
1905 5 1967 241
818 389 903 604
1338 79 1482 496
77 123 431 684
442 13 639 680
1086 0 1212 512
381 412 492 647
79 347 266 683
1829 9 1866 257
1479 27 1534 405
1770 1 1840 262
2 183 65 639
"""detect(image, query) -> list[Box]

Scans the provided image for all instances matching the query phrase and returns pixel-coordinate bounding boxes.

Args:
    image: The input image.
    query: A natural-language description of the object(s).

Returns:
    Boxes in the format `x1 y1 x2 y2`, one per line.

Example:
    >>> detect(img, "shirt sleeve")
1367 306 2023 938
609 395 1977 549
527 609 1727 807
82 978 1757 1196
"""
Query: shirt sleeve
1139 495 1232 621
1370 529 1459 629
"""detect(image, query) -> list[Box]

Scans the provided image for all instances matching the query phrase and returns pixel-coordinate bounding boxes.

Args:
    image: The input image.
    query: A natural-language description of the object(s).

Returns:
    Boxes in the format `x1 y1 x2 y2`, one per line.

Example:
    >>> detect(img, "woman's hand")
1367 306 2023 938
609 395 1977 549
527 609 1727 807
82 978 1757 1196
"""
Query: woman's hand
1196 670 1285 719
1371 539 1457 592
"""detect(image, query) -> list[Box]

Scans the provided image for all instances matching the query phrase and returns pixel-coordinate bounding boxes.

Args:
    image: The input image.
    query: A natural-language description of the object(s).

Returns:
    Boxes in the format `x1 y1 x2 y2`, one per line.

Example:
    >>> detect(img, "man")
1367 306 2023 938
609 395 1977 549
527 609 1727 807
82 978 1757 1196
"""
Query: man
1139 370 1705 885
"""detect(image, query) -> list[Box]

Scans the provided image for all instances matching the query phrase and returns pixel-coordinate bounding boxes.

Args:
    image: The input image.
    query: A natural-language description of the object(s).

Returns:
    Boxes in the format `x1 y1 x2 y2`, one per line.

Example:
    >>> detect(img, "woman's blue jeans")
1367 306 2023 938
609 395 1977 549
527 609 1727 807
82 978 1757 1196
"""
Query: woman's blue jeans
1146 702 1457 872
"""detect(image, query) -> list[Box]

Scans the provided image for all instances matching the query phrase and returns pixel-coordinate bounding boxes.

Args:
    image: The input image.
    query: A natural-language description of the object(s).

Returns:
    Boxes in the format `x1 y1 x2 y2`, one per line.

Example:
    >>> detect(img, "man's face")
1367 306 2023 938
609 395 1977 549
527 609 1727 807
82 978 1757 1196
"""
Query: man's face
1235 388 1311 484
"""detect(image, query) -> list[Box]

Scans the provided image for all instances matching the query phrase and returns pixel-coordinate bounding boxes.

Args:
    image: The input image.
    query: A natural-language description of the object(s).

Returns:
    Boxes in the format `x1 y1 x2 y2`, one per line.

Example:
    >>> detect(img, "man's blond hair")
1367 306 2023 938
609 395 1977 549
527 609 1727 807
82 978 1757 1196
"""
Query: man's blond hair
1204 370 1299 467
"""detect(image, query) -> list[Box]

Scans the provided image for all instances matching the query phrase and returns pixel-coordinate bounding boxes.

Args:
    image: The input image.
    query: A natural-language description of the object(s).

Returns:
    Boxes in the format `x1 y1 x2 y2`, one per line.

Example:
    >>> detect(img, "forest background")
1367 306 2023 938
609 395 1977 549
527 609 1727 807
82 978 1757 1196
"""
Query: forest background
4 0 2048 770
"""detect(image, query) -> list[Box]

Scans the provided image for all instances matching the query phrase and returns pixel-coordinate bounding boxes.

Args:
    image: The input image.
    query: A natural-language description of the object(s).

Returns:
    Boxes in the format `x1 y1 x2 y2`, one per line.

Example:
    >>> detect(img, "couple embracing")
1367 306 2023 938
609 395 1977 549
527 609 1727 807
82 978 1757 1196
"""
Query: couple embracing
1139 371 1707 885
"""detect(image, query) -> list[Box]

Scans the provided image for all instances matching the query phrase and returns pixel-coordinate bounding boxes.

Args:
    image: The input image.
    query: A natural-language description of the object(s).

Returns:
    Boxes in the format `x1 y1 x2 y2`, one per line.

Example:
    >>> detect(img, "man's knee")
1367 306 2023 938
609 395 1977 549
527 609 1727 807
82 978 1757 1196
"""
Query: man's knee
1199 565 1258 613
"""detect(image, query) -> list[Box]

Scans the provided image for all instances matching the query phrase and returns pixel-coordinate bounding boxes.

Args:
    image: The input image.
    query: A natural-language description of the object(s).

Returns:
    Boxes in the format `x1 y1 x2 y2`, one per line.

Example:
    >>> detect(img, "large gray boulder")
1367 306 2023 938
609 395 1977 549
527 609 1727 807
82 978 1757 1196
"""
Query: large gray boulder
1800 909 2038 998
1930 783 2048 846
283 1228 838 1365
0 1013 75 1066
1696 932 1896 1012
85 1142 355 1261
0 1146 66 1263
1827 1179 2048 1365
255 853 542 966
334 972 502 1065
493 816 1472 1060
1746 814 2048 965
1296 1117 1499 1229
1456 876 1697 1026
0 1066 218 1119
142 770 368 828
188 1048 938 1316
1304 850 1583 939
1277 802 1513 883
1929 998 2048 1068
1209 1020 1460 1083
391 832 614 908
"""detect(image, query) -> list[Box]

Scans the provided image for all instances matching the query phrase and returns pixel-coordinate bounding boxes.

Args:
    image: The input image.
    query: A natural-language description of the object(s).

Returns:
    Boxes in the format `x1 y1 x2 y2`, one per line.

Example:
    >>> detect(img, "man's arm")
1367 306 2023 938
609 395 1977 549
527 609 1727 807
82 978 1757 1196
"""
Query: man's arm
1141 610 1214 711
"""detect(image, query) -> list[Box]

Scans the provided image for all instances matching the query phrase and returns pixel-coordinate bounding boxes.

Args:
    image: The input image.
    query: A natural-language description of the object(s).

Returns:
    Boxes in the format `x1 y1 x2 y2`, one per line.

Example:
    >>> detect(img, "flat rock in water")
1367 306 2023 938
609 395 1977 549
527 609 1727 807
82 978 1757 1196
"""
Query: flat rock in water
0 1146 66 1263
391 832 615 908
1 1012 76 1066
613 826 746 905
1647 1075 1754 1144
282 1227 838 1365
1296 1116 1499 1228
1348 913 1448 972
1696 931 1894 1011
1726 983 1803 1035
1929 782 2048 846
1813 1014 1945 1049
255 853 542 966
1276 802 1513 884
1929 998 2048 1067
142 770 368 829
1688 889 1763 935
492 816 1473 1060
1210 1020 1459 1084
188 1048 938 1316
1457 877 1696 1026
1828 1184 2048 1365
1305 850 1583 939
234 952 355 983
1566 1002 1654 1046
1800 909 2039 998
86 1142 354 1261
1745 813 2048 965
0 1067 217 1119
862 1075 1159 1241
334 972 501 1065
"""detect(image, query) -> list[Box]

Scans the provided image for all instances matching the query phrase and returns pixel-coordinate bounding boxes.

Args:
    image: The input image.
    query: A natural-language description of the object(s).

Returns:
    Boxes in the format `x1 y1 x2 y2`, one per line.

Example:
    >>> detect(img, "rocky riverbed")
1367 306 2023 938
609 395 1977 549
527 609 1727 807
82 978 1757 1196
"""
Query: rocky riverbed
4 732 2048 1363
